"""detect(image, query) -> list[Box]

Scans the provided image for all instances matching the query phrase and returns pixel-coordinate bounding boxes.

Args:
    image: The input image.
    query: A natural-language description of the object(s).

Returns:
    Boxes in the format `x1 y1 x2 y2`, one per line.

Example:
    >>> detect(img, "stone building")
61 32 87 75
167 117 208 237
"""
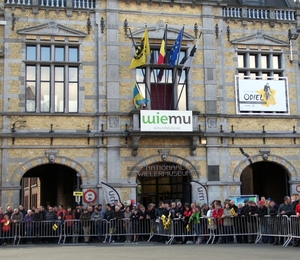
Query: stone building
1 0 300 209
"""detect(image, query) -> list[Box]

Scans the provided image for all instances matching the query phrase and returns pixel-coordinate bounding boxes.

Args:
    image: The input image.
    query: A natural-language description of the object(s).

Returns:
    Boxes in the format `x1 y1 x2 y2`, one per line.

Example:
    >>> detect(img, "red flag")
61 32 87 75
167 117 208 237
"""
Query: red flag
157 26 167 64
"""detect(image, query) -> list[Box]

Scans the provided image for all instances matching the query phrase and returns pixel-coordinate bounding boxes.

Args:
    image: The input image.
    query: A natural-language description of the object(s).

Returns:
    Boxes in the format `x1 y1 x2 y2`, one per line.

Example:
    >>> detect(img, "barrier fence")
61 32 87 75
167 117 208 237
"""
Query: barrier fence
1 215 300 246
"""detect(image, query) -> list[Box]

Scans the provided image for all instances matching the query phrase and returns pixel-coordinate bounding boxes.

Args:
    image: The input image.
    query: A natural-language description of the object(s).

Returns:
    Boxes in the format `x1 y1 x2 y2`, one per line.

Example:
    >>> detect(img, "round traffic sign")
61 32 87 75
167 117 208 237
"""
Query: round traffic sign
83 189 97 203
296 184 300 193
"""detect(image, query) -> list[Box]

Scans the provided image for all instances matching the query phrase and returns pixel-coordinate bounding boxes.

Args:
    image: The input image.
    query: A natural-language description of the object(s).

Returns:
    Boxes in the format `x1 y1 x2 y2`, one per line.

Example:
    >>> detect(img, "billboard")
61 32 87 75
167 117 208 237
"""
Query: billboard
229 195 259 206
235 77 289 114
140 110 193 132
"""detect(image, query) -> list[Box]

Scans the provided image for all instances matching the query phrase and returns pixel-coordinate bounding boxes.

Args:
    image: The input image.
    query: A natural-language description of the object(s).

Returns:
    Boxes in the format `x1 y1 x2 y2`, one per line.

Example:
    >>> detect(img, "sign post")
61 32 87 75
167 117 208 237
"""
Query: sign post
83 189 97 204
73 191 83 205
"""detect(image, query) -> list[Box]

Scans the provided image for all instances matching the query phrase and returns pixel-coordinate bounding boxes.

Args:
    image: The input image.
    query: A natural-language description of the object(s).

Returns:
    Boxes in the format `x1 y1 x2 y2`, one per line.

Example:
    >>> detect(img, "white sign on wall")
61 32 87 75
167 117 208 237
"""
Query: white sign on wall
140 110 193 132
235 77 289 114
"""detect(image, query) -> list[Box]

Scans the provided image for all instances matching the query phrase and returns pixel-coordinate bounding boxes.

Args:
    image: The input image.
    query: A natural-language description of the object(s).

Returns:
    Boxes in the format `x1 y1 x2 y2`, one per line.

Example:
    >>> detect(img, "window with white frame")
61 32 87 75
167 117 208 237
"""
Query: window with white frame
237 50 283 80
25 44 79 113
136 50 187 110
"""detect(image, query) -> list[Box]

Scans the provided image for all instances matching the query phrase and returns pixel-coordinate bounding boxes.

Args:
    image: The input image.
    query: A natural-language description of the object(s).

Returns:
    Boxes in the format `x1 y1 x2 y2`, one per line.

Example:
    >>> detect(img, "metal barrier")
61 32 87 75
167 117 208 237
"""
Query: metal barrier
168 217 211 245
0 221 63 245
107 218 154 243
2 215 300 246
0 222 19 245
256 215 292 247
62 219 108 244
290 216 300 244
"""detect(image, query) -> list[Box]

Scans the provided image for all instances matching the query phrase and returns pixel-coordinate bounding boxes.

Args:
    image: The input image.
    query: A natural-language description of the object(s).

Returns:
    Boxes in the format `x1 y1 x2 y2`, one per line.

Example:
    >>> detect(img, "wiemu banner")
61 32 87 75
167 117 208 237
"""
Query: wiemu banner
190 180 208 205
101 182 121 206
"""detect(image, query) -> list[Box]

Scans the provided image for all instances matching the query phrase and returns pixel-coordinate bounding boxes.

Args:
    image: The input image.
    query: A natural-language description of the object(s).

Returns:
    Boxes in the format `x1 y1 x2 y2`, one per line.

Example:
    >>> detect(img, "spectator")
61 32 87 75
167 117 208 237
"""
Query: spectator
222 202 234 244
4 206 13 219
64 206 75 243
112 206 124 242
80 208 91 243
213 202 224 244
130 208 140 242
123 206 132 243
1 215 11 245
91 207 103 242
23 210 34 244
188 205 201 244
274 196 293 245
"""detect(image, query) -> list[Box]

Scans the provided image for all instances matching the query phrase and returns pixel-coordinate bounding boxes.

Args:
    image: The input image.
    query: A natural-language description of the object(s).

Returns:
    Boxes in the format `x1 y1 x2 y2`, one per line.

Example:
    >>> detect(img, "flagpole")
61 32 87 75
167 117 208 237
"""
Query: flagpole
175 30 202 110
156 22 168 110
163 22 168 110
175 69 188 110
170 25 184 110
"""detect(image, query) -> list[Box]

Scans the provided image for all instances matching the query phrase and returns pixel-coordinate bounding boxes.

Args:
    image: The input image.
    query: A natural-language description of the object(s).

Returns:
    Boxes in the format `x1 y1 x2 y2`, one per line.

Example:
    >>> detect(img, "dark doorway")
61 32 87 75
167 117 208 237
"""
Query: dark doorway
21 164 81 209
137 162 191 206
240 161 289 204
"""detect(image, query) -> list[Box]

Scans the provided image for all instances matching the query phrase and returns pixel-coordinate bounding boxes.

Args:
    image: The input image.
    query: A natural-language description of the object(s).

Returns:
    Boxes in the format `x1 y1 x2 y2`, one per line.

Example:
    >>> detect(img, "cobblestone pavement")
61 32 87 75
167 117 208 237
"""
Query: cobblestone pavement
1 242 299 260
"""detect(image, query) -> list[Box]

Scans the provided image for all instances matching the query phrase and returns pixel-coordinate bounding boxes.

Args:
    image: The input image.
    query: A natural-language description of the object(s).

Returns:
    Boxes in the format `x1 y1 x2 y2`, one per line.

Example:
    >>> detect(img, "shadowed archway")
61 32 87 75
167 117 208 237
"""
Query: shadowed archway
21 164 82 209
240 161 289 203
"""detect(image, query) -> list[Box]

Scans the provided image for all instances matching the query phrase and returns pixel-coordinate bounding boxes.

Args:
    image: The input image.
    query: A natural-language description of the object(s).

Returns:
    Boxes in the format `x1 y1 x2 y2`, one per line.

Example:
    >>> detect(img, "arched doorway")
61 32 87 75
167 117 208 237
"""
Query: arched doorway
240 161 289 203
21 164 81 209
137 162 191 206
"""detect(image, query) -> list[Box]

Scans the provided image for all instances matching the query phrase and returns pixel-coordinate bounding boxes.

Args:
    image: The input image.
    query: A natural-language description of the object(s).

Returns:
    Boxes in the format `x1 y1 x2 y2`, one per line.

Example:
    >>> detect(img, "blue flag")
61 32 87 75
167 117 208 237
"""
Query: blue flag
169 28 183 67
132 83 148 109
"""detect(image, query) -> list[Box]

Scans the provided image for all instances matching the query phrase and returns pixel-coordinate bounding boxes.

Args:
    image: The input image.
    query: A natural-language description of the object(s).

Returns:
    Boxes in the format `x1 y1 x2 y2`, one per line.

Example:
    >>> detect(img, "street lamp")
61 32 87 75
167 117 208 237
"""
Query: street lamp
288 29 299 63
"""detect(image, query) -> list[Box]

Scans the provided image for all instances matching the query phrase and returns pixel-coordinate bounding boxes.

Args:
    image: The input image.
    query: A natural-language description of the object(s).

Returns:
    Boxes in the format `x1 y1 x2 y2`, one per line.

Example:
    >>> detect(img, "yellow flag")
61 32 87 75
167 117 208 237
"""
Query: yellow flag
52 223 58 231
129 28 150 69
186 224 190 232
230 207 235 216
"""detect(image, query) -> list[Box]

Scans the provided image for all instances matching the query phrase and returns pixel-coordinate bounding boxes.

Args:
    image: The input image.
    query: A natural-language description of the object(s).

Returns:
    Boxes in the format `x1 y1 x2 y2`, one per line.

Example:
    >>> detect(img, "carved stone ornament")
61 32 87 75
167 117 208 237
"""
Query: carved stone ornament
45 150 59 163
108 116 119 129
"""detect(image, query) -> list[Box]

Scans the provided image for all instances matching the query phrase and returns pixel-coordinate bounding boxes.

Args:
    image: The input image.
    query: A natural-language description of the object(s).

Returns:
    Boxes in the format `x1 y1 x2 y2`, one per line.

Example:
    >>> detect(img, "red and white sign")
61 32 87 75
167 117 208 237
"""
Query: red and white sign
83 190 97 203
296 184 300 193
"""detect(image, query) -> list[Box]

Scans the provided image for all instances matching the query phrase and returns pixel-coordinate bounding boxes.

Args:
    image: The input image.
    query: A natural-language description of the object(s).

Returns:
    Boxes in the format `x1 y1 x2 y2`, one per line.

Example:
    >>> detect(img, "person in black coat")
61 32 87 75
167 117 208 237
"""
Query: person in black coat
112 206 123 242
130 209 141 242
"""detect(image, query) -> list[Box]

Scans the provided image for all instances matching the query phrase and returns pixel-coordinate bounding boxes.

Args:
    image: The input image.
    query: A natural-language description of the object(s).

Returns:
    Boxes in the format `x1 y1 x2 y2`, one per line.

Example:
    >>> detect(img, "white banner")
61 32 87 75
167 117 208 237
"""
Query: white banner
190 181 208 205
101 182 121 206
235 77 289 114
140 110 193 132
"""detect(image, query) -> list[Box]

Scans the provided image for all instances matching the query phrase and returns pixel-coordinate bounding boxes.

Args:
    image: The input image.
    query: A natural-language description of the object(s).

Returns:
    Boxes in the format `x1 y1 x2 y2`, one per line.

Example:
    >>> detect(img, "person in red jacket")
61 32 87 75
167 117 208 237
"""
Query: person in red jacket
64 206 75 243
294 201 300 247
212 202 224 244
1 214 11 245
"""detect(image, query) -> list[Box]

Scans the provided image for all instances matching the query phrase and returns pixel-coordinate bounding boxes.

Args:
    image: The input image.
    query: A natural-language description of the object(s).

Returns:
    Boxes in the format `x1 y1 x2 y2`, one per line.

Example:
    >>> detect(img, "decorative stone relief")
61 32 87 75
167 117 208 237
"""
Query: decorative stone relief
108 116 119 129
207 118 217 129
202 6 213 15
45 150 58 163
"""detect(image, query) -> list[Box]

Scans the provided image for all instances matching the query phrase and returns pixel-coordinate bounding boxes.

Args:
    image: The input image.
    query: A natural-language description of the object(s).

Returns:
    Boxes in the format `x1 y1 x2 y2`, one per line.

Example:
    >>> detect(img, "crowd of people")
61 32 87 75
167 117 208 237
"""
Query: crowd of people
1 194 300 246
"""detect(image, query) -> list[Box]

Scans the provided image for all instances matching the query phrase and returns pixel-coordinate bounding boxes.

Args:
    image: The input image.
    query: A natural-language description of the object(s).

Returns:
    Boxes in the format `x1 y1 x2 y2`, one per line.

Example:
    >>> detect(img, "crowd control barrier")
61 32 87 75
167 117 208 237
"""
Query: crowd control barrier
1 215 300 246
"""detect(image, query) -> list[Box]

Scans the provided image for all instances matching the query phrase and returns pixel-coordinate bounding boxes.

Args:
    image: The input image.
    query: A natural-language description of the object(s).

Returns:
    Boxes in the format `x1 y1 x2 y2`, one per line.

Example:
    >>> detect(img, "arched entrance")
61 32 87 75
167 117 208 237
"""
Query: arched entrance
137 162 191 206
240 161 289 203
21 164 81 209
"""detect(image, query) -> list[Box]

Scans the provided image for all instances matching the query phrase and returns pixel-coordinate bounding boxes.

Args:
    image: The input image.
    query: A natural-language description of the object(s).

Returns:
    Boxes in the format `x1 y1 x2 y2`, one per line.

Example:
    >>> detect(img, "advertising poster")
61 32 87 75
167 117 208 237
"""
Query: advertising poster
235 77 289 114
230 195 259 206
140 110 193 132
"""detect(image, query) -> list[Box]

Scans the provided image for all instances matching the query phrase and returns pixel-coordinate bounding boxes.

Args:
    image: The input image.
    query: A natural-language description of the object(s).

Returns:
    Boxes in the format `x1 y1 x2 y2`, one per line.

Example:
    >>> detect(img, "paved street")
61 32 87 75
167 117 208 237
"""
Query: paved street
1 243 299 260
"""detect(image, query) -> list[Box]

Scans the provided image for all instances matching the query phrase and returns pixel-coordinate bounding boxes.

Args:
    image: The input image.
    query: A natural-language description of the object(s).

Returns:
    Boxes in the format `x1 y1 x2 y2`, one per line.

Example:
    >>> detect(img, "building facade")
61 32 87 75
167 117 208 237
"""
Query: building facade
1 0 300 208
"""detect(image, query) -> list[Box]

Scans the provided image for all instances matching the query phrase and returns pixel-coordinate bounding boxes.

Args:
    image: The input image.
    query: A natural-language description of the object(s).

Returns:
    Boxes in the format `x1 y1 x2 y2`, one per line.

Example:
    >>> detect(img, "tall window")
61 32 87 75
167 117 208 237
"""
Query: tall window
25 45 79 113
136 50 187 110
237 51 283 80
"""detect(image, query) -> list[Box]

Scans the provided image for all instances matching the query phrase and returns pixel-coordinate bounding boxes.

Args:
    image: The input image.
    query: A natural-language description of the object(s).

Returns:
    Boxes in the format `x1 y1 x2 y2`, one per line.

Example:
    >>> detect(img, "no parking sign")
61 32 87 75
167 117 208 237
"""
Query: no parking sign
83 189 97 203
